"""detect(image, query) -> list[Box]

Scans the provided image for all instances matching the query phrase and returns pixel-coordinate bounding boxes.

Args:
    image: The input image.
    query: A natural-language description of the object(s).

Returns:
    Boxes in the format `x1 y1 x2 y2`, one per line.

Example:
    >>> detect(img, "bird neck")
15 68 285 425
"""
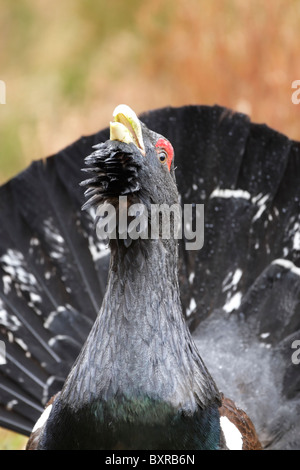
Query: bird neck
45 237 223 450
61 238 220 411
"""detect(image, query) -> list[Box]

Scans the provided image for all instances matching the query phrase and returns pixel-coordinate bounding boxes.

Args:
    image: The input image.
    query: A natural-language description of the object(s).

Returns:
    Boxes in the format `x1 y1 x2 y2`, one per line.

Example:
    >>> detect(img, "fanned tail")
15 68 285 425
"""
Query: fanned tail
0 129 111 435
0 105 299 449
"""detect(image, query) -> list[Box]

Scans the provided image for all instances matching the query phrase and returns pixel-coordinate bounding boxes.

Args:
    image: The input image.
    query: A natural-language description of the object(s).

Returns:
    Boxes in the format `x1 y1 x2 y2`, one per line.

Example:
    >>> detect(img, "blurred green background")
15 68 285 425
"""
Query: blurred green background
1 0 300 449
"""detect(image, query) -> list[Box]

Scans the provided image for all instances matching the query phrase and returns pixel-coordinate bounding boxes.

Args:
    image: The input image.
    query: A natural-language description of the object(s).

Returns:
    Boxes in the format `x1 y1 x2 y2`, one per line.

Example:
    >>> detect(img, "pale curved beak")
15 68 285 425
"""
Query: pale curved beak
110 104 145 156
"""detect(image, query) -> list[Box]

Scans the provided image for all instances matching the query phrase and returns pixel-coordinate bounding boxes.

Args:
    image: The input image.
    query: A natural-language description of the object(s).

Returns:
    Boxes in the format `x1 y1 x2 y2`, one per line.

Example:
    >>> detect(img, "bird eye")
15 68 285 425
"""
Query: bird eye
158 150 167 164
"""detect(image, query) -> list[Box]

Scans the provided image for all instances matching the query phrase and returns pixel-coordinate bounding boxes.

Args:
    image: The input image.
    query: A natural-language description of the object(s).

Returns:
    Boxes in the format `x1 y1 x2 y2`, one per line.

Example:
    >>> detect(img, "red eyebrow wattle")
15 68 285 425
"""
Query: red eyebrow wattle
155 138 174 170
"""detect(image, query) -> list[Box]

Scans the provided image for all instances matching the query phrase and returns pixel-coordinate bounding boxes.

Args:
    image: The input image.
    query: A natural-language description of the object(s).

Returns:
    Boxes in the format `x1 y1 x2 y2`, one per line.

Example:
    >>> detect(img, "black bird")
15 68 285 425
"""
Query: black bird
0 104 299 449
24 104 259 450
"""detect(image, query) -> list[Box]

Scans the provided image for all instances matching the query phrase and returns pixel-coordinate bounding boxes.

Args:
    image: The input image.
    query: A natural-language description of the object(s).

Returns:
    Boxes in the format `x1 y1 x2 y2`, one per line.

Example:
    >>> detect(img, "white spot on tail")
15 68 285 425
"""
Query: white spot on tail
252 193 270 222
210 188 251 200
223 292 242 313
222 269 243 292
260 332 270 339
293 229 300 251
186 298 196 317
6 399 18 410
272 259 300 277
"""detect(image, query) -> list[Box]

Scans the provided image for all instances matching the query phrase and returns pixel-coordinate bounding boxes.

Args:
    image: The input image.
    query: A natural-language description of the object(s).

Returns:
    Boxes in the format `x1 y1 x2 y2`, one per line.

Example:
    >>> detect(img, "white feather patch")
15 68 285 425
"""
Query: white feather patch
220 416 243 450
32 404 52 433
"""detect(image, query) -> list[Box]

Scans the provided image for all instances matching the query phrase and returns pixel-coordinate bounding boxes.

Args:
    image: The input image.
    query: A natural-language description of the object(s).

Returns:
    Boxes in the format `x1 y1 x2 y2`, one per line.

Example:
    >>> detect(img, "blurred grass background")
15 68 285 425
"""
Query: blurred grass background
0 0 300 449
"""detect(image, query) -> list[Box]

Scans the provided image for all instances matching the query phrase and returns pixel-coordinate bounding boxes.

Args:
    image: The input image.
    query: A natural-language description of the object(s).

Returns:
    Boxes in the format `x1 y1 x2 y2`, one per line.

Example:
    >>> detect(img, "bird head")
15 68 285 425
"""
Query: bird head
81 105 179 245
